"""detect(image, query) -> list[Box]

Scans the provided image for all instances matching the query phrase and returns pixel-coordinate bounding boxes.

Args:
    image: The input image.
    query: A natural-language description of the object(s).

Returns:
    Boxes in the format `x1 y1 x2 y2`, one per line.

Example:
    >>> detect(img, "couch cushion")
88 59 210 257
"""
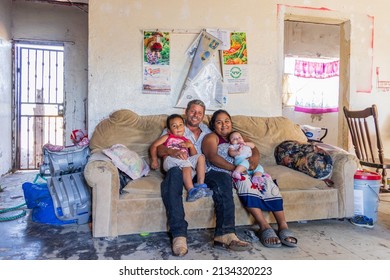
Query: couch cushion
121 170 164 198
120 165 327 199
231 115 307 165
265 165 328 190
89 109 168 159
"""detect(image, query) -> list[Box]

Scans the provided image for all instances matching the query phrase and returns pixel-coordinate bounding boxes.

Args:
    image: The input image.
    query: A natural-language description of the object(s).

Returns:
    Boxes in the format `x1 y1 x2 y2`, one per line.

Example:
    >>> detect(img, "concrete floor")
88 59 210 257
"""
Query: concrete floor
1 170 390 260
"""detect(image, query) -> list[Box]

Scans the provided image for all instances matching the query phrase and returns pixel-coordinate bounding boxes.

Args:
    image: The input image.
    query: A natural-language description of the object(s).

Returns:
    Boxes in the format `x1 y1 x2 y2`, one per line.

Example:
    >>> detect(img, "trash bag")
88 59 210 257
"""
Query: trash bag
22 181 76 225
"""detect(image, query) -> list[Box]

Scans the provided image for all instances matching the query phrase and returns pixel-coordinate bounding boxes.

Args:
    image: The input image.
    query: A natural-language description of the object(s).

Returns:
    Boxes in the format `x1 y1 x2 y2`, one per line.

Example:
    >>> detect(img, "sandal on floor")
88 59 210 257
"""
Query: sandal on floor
214 239 252 251
259 228 282 248
277 228 298 247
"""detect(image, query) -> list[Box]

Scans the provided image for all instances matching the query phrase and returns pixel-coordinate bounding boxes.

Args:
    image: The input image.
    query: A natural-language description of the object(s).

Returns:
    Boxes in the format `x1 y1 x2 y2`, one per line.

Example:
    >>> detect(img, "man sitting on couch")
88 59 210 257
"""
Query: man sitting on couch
157 99 252 256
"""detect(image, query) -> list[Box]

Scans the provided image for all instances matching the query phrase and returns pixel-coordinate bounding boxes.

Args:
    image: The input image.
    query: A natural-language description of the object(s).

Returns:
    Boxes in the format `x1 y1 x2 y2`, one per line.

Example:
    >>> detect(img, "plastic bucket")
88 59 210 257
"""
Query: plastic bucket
353 170 381 223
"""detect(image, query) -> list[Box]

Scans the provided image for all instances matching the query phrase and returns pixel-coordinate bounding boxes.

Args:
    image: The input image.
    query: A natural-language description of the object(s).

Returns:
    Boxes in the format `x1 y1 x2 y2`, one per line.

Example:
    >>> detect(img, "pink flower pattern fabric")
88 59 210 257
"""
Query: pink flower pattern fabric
103 144 150 180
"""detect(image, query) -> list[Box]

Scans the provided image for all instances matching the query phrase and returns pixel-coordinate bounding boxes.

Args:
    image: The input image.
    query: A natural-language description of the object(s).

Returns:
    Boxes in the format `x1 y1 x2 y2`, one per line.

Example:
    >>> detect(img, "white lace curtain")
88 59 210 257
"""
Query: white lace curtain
283 58 339 114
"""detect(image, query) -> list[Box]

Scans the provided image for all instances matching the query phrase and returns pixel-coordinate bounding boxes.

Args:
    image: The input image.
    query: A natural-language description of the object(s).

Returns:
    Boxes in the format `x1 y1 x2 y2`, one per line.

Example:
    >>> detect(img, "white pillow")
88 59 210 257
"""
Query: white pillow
102 144 150 180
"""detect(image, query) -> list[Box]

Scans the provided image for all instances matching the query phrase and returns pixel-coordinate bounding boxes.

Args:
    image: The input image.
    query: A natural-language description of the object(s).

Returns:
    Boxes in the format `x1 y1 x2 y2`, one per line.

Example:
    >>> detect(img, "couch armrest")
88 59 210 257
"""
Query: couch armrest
316 143 360 218
84 152 120 238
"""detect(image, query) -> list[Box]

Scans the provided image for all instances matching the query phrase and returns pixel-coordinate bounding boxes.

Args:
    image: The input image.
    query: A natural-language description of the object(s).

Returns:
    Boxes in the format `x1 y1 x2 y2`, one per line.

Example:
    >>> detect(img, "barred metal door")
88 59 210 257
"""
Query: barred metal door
15 42 65 170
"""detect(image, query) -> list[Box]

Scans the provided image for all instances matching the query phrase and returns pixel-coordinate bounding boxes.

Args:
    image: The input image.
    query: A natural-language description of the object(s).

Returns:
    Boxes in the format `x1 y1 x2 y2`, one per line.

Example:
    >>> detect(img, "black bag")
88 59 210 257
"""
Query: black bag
118 170 132 194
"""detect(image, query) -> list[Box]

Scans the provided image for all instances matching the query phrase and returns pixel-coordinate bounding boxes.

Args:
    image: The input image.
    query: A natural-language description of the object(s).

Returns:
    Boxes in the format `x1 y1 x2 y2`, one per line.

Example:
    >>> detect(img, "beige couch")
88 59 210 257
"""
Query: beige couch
84 109 359 238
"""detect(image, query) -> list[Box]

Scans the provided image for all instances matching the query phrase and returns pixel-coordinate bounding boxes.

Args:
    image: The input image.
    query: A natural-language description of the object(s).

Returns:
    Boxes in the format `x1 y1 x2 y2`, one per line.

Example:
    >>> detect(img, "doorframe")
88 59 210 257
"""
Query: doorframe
277 6 351 150
12 40 66 170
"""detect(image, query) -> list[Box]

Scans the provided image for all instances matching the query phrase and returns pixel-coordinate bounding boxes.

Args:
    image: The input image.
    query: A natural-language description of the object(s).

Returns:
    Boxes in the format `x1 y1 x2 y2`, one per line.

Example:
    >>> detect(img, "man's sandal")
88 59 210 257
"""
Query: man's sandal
214 239 252 251
172 236 188 256
213 233 252 251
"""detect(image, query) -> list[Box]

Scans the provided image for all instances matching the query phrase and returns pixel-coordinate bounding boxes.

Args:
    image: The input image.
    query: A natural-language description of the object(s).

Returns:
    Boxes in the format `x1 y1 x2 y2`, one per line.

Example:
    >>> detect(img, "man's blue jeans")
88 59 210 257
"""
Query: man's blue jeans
161 167 236 238
161 167 188 238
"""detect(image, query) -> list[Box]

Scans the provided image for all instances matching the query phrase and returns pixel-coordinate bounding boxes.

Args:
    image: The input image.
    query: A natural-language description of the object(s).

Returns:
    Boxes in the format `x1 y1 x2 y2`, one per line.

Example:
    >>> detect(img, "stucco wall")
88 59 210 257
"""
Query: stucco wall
12 1 88 146
88 0 390 158
0 0 389 175
0 0 13 175
88 0 283 128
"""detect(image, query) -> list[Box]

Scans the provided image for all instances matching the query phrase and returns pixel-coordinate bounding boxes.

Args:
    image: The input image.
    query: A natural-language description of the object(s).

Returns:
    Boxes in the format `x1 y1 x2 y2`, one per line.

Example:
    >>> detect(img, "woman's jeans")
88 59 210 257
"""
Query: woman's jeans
161 167 236 239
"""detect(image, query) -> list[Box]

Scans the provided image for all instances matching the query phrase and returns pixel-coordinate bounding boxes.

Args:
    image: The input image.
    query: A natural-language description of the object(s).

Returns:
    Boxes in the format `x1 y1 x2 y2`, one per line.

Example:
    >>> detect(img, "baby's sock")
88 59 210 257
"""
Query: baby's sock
232 171 242 180
252 175 264 186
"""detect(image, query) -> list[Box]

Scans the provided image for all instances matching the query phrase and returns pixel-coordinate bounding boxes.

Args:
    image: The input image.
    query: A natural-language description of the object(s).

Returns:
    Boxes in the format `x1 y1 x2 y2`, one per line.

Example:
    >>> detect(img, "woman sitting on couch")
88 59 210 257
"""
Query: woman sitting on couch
202 109 298 248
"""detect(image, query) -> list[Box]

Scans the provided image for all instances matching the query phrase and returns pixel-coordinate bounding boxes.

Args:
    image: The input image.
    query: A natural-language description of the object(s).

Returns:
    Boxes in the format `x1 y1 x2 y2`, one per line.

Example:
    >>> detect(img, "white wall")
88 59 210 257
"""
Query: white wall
12 1 88 146
88 0 390 158
0 0 13 176
88 0 283 128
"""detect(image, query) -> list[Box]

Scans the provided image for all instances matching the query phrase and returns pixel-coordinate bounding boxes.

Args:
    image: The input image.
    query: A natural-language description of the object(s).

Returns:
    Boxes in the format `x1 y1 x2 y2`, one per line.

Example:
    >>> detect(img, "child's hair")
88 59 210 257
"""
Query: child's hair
166 114 184 129
228 130 241 142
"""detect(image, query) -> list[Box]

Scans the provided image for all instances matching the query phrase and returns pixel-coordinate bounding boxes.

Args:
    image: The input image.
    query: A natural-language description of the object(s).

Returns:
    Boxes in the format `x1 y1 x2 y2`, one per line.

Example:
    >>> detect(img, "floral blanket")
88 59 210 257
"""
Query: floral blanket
274 140 333 180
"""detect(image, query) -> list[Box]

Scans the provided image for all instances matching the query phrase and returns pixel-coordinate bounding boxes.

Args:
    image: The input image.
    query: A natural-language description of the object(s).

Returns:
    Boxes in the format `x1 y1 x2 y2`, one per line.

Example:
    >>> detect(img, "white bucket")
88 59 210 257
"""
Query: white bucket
354 170 381 223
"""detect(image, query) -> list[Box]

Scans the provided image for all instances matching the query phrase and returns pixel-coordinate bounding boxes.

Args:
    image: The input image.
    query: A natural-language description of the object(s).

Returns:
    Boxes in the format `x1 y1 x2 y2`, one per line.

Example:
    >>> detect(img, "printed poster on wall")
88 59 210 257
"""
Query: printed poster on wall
206 28 231 51
142 31 171 94
222 31 249 94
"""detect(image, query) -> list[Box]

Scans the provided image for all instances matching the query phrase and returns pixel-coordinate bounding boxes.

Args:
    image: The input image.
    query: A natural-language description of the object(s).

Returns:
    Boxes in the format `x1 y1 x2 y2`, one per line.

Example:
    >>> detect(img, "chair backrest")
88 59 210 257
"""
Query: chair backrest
343 104 384 165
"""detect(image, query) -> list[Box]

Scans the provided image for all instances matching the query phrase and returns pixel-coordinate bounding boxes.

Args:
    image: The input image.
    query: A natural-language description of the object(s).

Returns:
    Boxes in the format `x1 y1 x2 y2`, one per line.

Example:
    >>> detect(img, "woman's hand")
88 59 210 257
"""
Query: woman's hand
248 146 260 170
243 137 260 170
245 141 255 149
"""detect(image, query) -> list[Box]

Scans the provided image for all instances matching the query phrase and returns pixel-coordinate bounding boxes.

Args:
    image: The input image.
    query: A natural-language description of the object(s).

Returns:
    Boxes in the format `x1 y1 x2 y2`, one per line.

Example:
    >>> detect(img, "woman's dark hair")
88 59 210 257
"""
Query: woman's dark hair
209 109 231 132
166 114 184 129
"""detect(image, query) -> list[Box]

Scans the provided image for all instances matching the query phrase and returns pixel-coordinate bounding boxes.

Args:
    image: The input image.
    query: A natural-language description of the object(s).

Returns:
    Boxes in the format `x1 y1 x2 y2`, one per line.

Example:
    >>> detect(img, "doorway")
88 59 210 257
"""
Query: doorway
281 16 350 148
14 42 65 170
283 20 340 146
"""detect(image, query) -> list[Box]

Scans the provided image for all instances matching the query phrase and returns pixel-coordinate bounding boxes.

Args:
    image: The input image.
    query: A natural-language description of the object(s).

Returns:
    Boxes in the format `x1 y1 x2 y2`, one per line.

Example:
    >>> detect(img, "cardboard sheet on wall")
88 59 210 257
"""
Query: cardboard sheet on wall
175 31 227 110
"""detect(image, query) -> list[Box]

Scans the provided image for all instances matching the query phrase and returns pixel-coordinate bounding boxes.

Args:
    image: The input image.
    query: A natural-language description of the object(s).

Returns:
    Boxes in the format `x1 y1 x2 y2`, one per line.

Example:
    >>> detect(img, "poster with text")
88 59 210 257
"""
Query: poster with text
142 31 171 94
222 31 249 93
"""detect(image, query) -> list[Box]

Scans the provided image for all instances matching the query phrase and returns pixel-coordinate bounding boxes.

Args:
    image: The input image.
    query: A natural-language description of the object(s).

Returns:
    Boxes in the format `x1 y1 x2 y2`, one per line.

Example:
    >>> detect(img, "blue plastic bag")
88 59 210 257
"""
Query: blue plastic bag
22 181 76 225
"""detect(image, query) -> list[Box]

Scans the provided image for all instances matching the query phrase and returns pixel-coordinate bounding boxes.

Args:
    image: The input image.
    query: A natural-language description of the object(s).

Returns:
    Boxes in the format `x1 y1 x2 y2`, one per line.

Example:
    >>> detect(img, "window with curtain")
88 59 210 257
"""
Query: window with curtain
282 57 339 114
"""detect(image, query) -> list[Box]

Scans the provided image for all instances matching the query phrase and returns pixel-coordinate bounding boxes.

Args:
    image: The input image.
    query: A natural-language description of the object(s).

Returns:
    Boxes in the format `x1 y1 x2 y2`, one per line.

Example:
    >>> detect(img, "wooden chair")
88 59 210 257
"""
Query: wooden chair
343 104 390 189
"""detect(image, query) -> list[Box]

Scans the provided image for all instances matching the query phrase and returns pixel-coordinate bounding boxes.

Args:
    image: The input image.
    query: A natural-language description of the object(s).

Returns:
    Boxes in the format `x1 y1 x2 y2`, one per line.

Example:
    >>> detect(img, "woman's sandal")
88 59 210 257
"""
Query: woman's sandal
259 228 282 248
277 228 298 247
